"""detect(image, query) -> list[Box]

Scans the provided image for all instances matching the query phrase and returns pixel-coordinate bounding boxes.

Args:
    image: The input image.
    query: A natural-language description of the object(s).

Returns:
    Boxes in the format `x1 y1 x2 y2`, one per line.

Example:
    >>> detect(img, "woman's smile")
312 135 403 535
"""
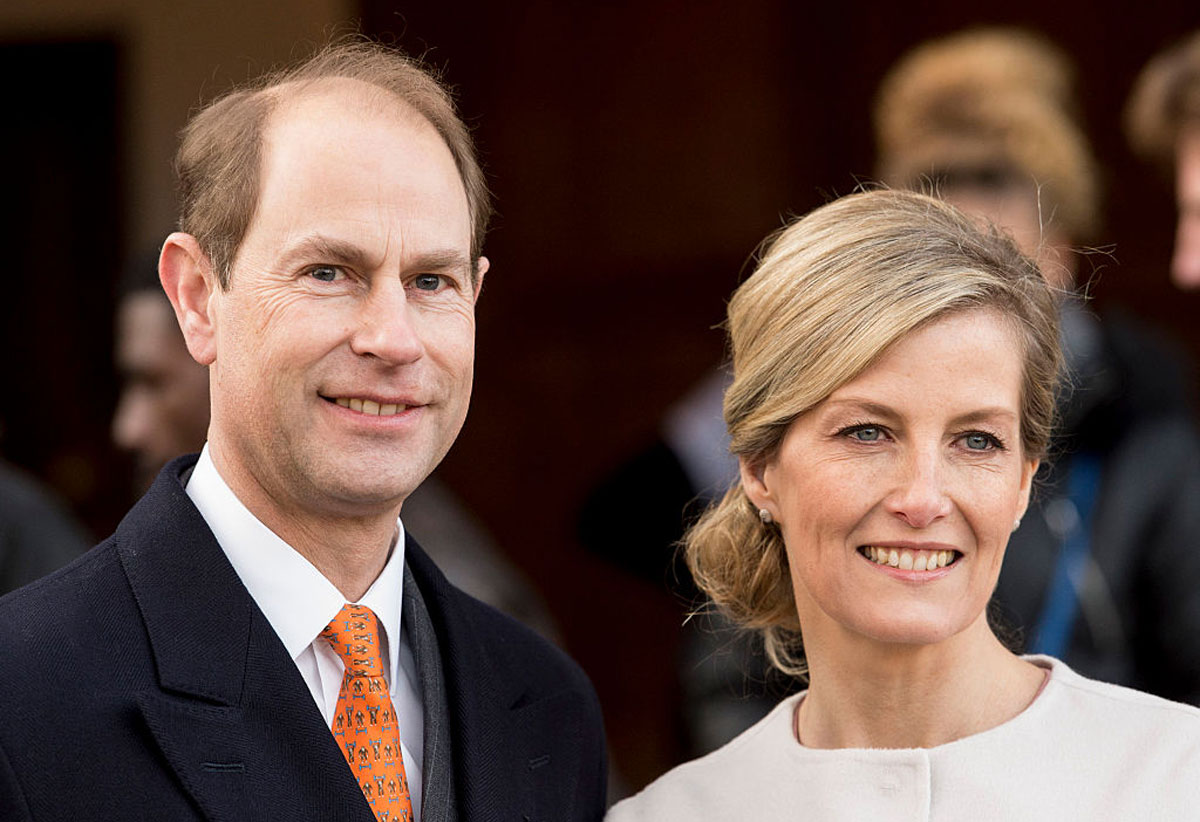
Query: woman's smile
744 308 1038 649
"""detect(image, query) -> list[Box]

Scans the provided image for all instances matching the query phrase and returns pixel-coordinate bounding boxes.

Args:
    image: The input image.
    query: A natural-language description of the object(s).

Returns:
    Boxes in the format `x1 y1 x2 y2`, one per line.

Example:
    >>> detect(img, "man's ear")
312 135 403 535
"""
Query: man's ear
472 256 489 302
159 232 219 366
739 455 776 521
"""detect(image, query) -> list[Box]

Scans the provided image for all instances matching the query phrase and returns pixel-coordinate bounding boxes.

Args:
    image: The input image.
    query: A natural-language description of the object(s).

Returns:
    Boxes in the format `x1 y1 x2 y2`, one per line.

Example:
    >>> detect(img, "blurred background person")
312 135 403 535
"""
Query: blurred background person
113 249 211 493
876 27 1200 703
0 444 90 594
1126 30 1200 291
579 368 793 759
111 249 561 640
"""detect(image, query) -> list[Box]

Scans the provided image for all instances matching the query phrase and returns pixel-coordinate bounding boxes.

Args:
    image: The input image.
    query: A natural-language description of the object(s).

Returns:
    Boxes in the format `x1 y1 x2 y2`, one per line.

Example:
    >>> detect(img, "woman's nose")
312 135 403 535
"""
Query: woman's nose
885 449 953 529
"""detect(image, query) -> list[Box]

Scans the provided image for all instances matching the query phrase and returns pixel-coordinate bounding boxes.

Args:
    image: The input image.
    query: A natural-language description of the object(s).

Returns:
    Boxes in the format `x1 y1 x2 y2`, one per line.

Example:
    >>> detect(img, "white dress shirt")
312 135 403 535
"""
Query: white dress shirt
186 445 425 820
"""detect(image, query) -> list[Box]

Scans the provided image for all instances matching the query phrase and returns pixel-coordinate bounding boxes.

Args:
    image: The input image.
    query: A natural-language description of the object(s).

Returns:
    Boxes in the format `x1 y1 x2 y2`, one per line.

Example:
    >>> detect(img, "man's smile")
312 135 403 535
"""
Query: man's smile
324 396 411 416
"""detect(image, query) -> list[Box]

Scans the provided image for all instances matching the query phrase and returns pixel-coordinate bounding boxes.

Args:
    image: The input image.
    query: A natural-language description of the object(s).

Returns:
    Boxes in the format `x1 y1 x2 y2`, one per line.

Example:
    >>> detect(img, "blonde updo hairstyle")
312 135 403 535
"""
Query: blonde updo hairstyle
684 189 1061 677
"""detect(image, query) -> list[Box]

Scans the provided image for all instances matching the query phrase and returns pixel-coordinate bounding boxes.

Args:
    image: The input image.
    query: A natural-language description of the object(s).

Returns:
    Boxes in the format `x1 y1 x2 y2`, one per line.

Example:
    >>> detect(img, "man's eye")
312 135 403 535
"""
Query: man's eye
412 274 445 291
308 266 341 283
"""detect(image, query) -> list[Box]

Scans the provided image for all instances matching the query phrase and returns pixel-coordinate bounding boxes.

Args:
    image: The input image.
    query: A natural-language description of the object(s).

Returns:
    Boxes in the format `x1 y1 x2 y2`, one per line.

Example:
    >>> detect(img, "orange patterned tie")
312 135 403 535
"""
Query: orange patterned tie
321 603 414 822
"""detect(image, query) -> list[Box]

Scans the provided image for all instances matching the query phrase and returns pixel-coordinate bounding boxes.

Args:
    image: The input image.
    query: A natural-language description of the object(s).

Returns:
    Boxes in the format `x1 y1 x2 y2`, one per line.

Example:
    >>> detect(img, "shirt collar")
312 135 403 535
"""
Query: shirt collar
184 444 405 683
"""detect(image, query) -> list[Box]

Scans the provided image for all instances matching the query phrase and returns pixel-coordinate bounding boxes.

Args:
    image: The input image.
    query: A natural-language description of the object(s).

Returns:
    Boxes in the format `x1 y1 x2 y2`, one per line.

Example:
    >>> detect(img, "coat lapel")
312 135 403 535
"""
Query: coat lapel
406 540 587 822
116 456 377 822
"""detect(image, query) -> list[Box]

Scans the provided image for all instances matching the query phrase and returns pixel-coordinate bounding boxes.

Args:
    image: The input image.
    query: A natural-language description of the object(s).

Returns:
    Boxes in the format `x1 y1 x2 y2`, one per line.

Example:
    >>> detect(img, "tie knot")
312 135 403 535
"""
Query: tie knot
320 603 385 678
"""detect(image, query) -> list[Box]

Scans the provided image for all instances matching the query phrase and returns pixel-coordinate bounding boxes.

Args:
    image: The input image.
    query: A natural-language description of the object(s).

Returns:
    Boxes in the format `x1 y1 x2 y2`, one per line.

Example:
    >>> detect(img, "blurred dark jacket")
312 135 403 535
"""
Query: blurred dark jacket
996 303 1200 704
0 459 89 594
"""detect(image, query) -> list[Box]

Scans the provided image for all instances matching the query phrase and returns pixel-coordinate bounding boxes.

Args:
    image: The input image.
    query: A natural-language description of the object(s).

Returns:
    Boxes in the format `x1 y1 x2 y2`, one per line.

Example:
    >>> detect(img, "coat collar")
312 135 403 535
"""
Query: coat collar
115 454 253 705
114 455 376 822
406 538 592 821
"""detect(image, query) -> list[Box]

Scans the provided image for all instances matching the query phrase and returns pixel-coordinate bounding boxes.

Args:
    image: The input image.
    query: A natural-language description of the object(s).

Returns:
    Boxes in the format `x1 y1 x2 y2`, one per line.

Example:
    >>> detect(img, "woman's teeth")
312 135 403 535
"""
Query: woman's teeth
861 546 957 570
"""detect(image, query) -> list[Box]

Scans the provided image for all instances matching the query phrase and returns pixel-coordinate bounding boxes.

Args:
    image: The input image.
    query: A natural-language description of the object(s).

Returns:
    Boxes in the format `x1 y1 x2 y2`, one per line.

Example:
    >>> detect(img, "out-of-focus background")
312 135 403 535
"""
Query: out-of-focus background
3 0 1199 793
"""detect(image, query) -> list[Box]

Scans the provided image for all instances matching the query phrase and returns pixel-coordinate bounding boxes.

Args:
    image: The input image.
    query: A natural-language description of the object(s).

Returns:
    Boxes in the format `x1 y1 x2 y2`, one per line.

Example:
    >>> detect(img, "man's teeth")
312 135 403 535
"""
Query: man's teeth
862 546 956 570
333 397 407 416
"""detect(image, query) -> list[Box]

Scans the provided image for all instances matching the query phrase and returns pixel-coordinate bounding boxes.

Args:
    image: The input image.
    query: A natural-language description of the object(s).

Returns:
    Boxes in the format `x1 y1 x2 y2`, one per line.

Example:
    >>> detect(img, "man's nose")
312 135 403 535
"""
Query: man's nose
349 281 424 364
884 448 953 529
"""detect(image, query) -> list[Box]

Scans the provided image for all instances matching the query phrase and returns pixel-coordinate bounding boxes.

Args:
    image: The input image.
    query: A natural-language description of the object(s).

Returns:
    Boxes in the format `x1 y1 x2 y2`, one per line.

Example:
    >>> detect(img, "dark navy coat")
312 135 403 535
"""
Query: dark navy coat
0 455 607 821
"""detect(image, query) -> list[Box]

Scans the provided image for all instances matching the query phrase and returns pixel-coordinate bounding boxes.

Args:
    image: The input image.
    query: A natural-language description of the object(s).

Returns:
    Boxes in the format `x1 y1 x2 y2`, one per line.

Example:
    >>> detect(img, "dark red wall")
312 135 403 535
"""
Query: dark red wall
361 1 1200 789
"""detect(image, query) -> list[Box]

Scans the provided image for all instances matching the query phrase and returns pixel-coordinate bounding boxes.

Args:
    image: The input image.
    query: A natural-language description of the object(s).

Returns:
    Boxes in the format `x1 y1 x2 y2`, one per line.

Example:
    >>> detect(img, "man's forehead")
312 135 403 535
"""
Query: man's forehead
230 74 472 277
264 76 435 140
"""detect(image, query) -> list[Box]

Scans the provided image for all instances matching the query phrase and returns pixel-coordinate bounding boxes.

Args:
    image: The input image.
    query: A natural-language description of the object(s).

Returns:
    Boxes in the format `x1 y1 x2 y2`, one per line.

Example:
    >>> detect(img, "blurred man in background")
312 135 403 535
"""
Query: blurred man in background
113 250 211 492
876 27 1200 703
1126 31 1200 291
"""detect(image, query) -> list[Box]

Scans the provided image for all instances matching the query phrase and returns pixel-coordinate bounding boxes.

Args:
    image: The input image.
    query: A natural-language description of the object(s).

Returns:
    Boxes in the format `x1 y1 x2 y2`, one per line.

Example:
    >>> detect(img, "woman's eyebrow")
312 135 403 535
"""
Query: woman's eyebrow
949 408 1019 427
820 399 902 420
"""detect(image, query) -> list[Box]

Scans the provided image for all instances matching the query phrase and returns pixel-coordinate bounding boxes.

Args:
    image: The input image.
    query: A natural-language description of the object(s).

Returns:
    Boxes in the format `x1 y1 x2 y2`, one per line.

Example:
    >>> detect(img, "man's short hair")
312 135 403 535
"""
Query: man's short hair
176 38 491 289
1127 31 1200 168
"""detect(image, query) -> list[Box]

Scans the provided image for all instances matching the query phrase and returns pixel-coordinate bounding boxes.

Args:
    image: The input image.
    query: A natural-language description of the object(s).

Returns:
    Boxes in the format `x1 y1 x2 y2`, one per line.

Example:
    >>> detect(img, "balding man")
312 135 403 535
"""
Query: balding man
0 40 607 822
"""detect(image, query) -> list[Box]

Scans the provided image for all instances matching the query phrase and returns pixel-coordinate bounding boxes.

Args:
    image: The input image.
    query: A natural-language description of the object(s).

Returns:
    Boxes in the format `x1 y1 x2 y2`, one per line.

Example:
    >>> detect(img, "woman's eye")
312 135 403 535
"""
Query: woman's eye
308 265 340 283
412 274 444 291
963 433 995 450
849 427 882 442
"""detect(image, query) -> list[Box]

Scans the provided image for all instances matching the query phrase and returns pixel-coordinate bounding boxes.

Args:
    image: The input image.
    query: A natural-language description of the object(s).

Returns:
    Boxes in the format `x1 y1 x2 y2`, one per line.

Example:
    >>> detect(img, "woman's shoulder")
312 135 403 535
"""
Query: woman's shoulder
1034 655 1200 731
931 657 1200 818
1002 656 1200 787
606 694 804 822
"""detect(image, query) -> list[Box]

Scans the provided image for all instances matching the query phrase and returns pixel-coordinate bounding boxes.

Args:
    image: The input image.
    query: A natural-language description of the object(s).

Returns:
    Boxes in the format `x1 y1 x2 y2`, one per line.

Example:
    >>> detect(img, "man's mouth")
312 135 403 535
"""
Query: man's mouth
325 396 409 416
858 545 960 571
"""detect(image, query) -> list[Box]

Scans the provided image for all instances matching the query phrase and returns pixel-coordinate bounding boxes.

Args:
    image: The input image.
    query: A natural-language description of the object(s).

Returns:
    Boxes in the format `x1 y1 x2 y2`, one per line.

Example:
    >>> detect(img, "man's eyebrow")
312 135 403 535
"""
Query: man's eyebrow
277 238 474 279
279 235 377 269
406 250 473 275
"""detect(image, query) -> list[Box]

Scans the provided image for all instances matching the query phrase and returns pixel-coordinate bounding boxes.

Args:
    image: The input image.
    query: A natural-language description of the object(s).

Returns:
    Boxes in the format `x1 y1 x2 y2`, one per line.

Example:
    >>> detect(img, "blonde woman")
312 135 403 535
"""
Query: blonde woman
607 190 1200 821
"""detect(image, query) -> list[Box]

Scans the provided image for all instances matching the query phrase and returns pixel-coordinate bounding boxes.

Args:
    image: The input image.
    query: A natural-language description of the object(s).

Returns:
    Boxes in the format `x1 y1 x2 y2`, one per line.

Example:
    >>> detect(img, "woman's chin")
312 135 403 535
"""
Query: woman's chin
850 604 978 649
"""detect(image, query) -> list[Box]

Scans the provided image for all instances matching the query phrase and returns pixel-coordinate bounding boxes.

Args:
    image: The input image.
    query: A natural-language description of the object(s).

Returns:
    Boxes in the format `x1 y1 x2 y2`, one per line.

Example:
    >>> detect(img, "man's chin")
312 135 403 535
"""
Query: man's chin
307 465 427 515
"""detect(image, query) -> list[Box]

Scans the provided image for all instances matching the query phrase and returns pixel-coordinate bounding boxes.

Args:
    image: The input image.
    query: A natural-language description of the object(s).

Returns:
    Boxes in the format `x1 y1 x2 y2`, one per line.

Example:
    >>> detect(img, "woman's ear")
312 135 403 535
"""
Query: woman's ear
159 232 219 366
1015 457 1040 523
739 455 777 521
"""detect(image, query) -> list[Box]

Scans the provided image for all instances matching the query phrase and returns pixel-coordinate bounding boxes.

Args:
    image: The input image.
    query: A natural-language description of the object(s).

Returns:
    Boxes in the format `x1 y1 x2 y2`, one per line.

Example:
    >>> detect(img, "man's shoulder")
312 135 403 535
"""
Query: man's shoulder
0 534 153 706
0 536 123 635
0 457 217 684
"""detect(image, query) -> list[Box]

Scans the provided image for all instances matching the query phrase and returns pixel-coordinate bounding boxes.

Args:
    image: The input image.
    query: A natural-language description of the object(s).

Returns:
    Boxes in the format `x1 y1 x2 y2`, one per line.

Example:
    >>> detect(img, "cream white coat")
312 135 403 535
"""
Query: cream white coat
608 658 1200 821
